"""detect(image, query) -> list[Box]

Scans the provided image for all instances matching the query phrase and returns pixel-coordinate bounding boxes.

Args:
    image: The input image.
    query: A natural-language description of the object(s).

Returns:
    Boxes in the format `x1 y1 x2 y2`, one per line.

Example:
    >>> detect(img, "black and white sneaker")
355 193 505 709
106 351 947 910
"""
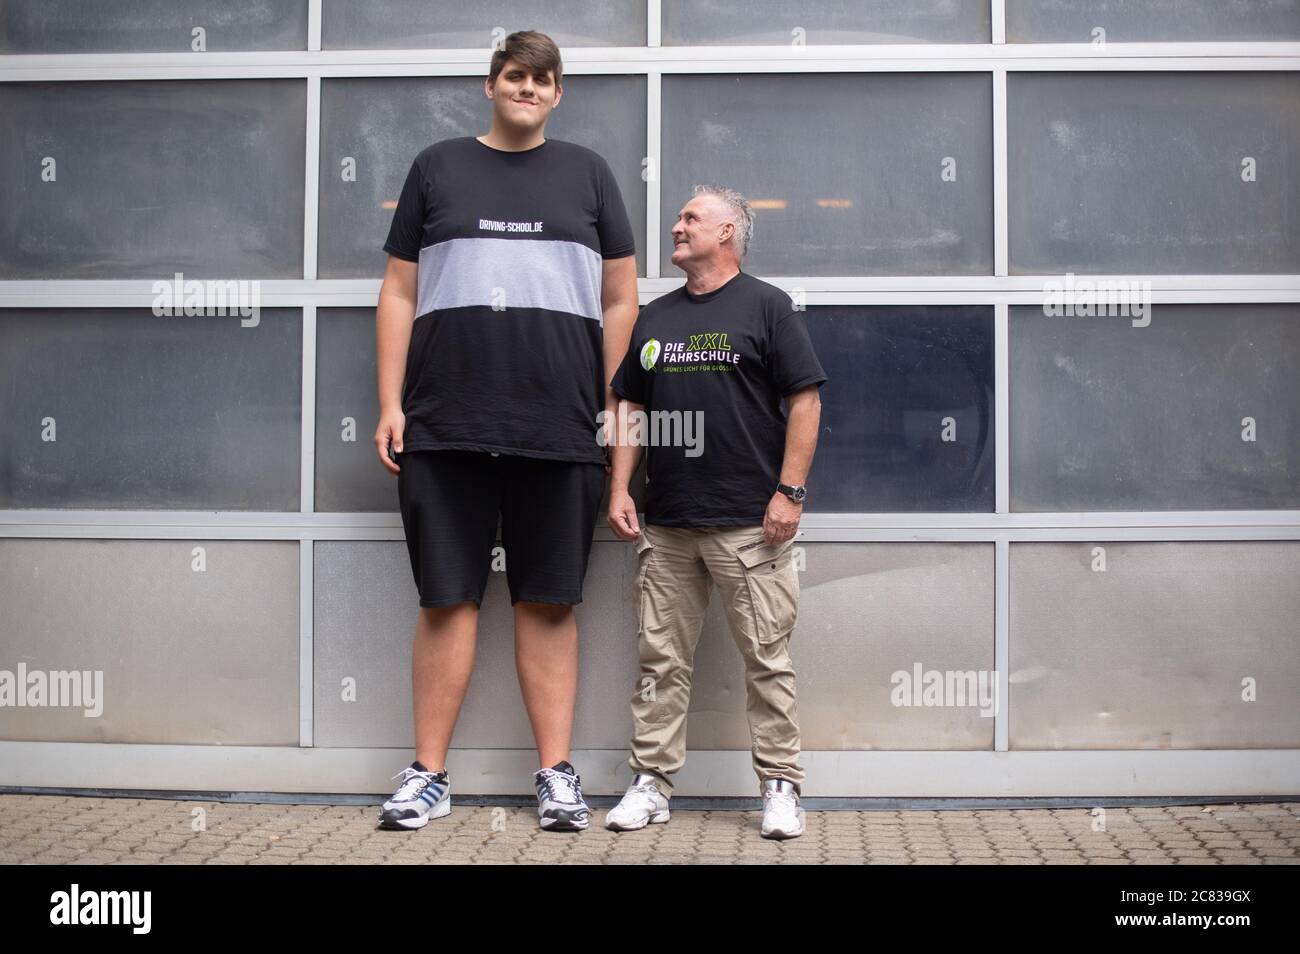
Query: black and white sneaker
533 760 590 832
378 762 450 830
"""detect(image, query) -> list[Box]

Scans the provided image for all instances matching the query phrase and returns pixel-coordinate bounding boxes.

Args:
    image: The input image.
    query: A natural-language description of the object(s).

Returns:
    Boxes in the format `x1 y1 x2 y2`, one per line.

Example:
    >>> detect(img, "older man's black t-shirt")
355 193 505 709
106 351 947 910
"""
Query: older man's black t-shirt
610 270 827 527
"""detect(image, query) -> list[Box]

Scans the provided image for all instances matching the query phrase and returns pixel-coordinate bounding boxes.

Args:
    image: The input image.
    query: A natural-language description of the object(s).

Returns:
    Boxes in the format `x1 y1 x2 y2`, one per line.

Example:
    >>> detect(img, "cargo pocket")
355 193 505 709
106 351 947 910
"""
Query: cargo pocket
736 538 800 645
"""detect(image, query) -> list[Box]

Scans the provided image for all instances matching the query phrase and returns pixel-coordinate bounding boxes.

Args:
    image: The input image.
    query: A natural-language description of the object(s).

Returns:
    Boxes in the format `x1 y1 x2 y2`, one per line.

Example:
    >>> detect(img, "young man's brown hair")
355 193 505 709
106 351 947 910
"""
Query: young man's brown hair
489 30 563 87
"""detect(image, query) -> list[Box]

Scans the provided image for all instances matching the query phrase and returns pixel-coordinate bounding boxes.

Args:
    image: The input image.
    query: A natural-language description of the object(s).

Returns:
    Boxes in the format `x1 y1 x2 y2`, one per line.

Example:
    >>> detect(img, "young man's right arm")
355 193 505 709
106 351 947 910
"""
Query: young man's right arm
374 253 418 476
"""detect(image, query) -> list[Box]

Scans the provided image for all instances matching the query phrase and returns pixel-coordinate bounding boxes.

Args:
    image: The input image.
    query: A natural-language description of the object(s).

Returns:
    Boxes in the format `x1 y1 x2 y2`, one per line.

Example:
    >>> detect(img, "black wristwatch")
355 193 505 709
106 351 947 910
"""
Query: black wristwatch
777 483 807 503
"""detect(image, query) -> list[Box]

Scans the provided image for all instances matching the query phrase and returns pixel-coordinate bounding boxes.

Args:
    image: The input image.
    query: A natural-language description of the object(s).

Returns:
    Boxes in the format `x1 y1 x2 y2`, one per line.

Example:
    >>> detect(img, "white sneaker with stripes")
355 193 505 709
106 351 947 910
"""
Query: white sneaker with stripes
378 763 450 830
533 760 590 832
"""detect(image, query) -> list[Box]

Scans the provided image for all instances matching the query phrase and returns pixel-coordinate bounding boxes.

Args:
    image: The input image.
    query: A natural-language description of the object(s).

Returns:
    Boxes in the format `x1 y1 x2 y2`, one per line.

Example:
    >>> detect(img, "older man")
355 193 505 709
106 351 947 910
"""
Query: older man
604 185 826 838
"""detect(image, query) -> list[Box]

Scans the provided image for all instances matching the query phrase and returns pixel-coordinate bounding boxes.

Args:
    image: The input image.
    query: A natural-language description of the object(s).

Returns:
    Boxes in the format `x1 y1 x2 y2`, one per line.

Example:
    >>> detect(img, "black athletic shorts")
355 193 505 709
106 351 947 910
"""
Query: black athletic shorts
395 449 606 608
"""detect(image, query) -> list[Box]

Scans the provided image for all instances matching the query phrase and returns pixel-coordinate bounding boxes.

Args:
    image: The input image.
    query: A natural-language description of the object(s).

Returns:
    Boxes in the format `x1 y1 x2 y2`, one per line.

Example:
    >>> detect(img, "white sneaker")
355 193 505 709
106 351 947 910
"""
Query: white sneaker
760 779 805 839
604 773 671 831
534 760 591 832
378 763 450 830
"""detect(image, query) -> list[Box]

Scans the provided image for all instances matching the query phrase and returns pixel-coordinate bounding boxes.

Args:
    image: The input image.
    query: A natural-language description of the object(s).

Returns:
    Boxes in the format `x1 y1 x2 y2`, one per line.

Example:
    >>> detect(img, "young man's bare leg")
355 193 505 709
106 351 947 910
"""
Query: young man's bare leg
412 602 479 771
514 601 578 766
378 602 477 829
514 600 589 830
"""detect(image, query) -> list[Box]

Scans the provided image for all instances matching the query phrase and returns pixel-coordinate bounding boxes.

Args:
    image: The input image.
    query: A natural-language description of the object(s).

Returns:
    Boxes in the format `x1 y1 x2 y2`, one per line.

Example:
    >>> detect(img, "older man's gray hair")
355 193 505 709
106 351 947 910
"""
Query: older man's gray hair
691 184 755 257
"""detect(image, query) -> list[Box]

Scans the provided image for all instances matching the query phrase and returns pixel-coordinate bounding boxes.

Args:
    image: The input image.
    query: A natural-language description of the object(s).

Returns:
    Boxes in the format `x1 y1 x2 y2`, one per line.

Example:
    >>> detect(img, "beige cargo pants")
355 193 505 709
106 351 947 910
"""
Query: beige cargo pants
627 523 804 797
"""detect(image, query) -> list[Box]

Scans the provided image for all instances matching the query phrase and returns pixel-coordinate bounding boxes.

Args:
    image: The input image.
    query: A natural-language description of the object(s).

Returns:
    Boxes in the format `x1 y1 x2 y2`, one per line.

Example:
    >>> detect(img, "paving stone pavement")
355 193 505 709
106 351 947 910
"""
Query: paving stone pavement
1 795 1297 865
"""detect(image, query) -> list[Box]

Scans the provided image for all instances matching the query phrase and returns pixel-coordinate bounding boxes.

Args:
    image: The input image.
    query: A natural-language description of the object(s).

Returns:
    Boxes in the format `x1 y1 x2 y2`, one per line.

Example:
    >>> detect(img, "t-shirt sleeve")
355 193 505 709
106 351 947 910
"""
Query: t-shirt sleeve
595 156 637 260
770 310 828 397
610 335 649 405
382 157 425 263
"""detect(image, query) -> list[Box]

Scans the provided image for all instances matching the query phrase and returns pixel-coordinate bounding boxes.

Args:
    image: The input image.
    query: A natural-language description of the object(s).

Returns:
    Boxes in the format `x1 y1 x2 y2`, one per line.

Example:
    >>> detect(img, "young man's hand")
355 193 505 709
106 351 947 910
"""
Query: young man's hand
374 408 406 476
763 492 801 546
608 487 641 540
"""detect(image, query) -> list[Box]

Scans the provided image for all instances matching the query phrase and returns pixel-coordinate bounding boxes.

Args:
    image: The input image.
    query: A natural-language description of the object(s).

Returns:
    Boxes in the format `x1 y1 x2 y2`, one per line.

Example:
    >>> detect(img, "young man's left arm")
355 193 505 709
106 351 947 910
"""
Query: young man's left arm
600 255 640 457
764 385 822 545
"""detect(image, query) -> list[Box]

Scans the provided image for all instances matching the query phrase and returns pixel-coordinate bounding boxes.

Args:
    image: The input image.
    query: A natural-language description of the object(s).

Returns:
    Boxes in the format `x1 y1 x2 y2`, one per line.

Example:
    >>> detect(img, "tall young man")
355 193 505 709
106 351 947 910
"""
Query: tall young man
372 31 639 832
605 186 826 839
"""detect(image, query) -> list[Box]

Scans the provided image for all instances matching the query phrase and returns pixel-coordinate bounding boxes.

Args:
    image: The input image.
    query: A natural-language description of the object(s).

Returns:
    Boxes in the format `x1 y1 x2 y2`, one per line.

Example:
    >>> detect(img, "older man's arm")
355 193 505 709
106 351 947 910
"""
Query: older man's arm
607 398 645 540
763 384 823 545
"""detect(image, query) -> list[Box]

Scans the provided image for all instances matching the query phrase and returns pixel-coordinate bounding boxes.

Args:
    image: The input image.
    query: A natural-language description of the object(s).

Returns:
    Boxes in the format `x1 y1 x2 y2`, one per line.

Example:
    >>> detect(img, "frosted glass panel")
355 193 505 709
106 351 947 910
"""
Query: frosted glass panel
661 73 993 276
805 306 995 512
315 308 394 512
1009 72 1300 274
663 0 990 44
1007 1 1300 42
321 0 645 49
0 80 306 279
0 538 299 746
1010 304 1300 511
0 0 307 52
1010 542 1300 749
0 308 302 510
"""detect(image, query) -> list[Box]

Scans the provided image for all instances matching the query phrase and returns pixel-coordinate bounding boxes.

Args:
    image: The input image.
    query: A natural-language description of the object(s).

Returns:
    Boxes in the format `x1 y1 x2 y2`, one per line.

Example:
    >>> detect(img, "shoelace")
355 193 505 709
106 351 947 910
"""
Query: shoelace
391 767 434 802
621 782 662 813
538 768 581 805
764 789 799 818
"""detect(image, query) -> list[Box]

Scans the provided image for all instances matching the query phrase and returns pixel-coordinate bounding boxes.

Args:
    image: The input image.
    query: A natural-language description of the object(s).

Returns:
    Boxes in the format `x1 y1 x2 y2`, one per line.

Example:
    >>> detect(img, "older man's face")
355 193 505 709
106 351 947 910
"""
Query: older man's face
669 194 733 270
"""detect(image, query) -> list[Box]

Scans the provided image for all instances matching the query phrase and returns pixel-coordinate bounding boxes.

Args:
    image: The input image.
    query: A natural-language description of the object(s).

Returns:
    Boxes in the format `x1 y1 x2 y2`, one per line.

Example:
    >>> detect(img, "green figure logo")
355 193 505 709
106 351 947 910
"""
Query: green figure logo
640 338 661 371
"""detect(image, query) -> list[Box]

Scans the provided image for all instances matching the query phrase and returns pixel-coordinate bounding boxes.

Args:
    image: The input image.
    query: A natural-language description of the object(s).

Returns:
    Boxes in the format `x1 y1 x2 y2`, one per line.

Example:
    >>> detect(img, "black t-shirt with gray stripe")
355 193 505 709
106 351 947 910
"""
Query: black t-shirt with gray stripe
383 136 636 464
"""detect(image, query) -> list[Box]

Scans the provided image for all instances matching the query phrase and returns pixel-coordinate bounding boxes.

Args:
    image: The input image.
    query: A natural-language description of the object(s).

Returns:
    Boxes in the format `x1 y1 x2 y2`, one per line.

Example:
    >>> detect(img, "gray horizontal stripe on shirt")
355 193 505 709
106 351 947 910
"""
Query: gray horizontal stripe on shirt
416 237 604 323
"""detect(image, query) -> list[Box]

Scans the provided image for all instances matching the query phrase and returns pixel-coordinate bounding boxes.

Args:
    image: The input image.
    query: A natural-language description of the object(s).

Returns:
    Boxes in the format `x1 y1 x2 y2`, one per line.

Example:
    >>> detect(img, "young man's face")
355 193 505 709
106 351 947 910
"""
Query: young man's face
486 57 562 134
